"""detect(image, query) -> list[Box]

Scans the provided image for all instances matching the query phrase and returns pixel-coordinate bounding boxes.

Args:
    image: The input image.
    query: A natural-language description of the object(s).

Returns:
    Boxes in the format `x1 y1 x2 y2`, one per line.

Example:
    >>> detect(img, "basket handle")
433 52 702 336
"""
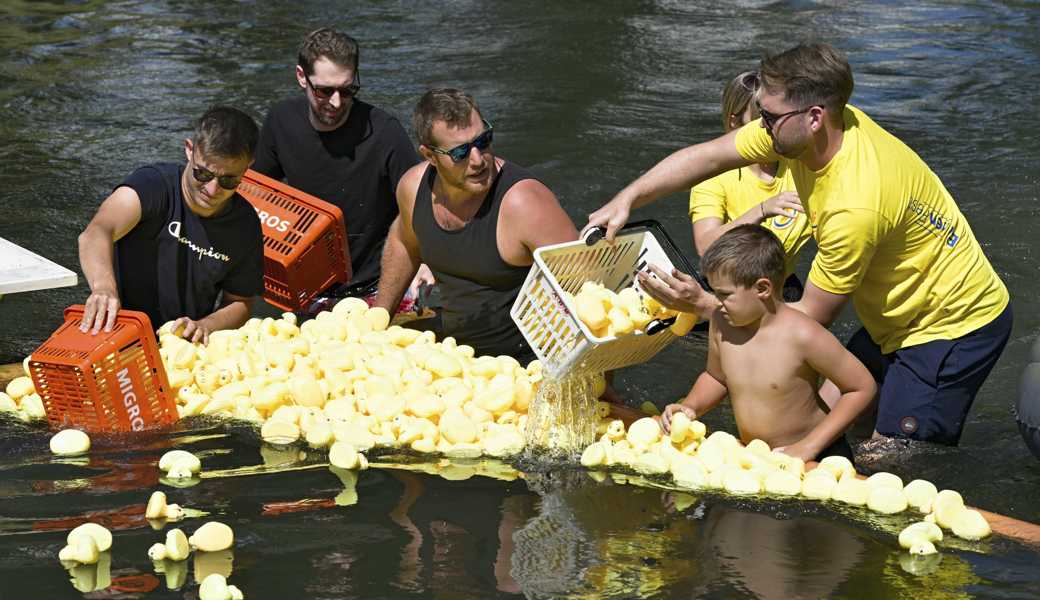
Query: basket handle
584 220 712 292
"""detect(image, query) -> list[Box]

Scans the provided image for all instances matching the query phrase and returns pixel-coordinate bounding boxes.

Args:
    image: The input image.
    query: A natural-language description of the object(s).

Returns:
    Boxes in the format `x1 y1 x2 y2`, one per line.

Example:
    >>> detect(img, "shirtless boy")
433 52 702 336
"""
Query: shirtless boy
661 225 875 462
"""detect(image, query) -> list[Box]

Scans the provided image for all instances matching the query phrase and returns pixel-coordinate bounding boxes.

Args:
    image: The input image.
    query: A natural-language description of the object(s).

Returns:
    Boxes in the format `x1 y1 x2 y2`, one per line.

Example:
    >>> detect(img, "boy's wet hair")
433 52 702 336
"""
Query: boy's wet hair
298 27 359 74
413 88 481 148
193 105 258 161
759 42 853 122
701 224 786 290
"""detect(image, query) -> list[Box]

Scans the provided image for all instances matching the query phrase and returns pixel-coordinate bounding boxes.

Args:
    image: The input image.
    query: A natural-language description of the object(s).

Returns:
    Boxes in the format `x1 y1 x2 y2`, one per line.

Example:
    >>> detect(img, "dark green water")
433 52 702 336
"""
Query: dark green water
1 1 1039 598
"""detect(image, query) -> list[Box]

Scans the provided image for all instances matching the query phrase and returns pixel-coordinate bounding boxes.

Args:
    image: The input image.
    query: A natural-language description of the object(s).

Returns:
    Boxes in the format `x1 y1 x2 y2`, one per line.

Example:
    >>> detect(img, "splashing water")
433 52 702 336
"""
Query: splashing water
523 372 600 462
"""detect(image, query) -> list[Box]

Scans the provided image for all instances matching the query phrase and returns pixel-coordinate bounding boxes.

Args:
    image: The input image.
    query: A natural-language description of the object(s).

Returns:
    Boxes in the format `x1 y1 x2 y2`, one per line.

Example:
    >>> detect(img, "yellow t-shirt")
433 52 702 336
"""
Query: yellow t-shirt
735 105 1009 353
689 163 812 276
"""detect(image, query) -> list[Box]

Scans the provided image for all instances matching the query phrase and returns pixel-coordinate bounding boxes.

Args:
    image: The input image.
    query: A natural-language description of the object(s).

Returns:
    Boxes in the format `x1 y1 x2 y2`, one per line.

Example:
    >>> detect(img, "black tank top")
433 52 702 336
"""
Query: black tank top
412 161 535 361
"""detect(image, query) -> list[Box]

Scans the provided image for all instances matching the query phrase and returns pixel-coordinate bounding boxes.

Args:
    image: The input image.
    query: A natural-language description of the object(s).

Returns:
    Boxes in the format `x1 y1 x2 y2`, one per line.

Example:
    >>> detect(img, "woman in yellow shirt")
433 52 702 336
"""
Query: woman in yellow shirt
689 71 812 300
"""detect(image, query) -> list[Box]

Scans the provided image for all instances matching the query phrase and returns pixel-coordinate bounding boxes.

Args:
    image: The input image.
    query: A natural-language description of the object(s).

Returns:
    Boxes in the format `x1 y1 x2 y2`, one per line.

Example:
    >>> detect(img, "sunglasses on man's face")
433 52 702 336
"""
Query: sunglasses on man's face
429 120 494 163
305 72 361 100
755 100 818 131
191 162 243 191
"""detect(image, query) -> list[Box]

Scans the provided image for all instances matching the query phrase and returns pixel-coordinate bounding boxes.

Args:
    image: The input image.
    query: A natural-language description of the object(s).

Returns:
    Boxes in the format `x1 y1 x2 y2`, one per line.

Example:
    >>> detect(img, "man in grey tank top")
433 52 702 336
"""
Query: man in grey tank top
373 88 578 363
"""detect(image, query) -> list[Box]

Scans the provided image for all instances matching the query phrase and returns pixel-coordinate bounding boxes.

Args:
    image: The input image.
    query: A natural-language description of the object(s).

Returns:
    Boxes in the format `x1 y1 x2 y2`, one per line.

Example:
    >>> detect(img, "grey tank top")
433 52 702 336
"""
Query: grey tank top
412 161 535 361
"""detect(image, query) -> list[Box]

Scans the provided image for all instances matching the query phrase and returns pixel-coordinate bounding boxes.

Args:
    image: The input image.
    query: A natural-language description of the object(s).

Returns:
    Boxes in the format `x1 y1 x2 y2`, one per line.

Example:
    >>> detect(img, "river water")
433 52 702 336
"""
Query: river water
1 1 1039 598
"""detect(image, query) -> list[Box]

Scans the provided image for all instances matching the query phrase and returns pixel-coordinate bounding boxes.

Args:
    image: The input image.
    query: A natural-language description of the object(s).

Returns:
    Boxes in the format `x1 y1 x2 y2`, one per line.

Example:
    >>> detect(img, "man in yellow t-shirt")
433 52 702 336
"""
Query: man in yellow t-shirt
587 43 1011 446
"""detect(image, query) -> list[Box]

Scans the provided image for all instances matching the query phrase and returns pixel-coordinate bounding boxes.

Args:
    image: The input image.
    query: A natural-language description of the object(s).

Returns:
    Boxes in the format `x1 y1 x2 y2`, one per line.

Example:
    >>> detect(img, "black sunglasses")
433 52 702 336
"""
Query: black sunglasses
305 72 361 100
756 100 818 130
190 156 243 190
429 120 494 162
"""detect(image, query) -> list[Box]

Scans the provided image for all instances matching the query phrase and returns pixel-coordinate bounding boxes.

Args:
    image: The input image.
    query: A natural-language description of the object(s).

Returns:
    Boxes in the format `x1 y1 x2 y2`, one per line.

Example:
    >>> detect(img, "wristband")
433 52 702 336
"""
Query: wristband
760 203 766 219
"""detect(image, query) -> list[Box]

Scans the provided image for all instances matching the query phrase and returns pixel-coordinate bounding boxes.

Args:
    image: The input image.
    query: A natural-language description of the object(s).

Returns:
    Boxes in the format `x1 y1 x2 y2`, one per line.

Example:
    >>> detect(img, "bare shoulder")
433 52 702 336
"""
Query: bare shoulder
396 161 430 215
775 304 839 350
500 176 561 215
500 170 578 246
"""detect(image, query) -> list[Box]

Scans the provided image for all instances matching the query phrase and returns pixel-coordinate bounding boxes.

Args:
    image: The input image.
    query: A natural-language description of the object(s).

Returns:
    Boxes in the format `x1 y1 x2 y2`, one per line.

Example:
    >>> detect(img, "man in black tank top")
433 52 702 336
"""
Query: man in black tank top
373 88 578 363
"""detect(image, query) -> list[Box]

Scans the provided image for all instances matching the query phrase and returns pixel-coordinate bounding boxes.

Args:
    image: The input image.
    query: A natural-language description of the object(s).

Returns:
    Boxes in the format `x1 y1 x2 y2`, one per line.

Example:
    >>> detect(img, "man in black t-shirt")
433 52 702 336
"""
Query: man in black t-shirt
254 27 428 309
78 106 264 344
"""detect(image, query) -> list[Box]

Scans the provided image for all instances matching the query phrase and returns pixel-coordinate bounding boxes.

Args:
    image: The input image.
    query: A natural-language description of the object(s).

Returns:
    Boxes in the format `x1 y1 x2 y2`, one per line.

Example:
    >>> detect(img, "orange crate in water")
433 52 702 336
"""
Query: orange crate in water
27 305 177 432
237 169 351 311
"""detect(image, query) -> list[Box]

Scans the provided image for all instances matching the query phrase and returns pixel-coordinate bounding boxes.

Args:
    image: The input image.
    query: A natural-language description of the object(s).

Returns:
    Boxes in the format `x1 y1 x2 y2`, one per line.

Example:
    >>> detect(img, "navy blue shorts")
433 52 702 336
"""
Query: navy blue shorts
847 302 1012 445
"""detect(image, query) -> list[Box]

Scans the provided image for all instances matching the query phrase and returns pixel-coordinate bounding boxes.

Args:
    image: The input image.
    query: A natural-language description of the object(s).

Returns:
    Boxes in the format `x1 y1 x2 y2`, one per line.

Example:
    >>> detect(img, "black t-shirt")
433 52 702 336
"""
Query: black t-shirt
114 163 264 328
253 97 420 286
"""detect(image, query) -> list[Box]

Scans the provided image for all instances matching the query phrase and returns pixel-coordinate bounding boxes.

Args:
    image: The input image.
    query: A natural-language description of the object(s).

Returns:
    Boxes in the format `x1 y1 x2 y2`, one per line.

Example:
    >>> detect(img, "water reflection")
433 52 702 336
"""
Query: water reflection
376 460 533 595
694 504 864 599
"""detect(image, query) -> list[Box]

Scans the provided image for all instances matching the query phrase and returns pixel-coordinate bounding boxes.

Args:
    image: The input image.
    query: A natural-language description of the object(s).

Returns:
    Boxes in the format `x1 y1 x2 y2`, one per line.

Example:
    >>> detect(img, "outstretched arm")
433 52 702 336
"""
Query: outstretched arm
169 292 254 345
586 130 751 241
78 186 143 334
776 322 876 462
662 322 727 431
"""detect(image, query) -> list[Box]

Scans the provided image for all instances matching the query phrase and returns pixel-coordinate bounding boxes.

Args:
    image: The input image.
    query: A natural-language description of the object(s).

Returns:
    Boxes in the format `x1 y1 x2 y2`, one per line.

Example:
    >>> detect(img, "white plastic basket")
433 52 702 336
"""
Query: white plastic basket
511 220 702 377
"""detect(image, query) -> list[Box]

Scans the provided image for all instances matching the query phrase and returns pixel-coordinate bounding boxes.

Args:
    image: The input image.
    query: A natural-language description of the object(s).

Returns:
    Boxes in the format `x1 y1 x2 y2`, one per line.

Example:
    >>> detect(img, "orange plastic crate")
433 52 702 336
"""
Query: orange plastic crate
27 305 177 432
237 169 351 311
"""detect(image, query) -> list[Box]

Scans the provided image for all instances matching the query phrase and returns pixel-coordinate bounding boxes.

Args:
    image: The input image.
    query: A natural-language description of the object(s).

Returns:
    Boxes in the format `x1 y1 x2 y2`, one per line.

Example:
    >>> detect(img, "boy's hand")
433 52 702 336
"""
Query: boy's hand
638 264 712 315
660 403 697 433
772 441 819 464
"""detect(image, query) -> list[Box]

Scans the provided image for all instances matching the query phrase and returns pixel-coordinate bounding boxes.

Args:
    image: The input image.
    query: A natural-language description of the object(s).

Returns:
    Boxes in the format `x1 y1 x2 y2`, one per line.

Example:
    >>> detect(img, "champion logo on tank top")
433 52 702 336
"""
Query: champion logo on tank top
167 221 231 262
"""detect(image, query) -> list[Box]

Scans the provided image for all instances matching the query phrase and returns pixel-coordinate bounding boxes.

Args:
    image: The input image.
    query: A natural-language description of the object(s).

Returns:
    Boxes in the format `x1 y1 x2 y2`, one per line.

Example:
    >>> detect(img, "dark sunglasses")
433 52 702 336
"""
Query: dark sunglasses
756 100 818 130
305 72 361 100
190 158 243 191
429 120 494 162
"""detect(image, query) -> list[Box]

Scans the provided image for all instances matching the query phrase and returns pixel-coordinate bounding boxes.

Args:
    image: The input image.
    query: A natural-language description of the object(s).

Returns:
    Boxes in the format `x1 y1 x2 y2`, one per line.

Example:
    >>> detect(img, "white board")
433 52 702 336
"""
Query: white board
0 236 78 295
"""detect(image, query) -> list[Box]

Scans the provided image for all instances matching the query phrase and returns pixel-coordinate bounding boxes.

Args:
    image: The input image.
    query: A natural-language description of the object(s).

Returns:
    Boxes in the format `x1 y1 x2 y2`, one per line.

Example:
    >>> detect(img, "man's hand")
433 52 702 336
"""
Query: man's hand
584 191 635 242
660 403 697 433
167 316 214 345
80 287 121 334
408 263 435 296
760 191 803 221
638 264 713 315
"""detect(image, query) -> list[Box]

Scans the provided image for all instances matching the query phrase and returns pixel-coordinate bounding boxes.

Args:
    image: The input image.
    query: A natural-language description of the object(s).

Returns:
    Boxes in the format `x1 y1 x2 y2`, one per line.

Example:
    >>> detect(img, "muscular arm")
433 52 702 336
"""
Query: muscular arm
787 280 849 327
588 130 753 240
499 178 578 264
781 320 876 461
374 166 424 312
77 186 143 333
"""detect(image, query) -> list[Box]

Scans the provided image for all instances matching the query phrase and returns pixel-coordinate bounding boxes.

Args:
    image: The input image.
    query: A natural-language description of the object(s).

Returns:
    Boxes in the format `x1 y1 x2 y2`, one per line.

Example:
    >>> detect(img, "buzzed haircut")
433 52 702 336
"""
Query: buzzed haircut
701 224 786 290
298 27 359 74
413 88 481 148
193 106 258 161
759 43 854 120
